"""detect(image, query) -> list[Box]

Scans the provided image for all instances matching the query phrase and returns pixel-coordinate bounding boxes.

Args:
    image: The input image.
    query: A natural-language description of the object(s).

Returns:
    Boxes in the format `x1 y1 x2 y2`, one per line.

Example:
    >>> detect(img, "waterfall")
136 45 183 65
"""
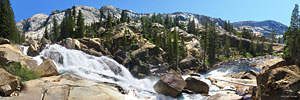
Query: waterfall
26 44 270 100
34 44 157 98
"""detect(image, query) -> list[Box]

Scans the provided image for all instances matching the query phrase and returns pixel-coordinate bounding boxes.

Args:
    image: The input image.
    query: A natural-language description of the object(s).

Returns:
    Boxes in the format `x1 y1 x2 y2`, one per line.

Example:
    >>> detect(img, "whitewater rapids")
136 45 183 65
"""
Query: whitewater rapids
23 44 270 100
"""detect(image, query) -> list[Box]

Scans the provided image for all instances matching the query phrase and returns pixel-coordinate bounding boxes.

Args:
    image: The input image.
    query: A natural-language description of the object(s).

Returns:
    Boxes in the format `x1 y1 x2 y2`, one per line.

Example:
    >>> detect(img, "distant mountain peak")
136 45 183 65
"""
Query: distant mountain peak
233 20 288 35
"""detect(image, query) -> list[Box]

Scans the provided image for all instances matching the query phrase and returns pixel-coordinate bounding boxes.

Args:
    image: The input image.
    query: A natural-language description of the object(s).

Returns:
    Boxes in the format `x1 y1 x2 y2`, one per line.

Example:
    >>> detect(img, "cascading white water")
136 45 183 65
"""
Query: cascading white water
33 44 157 98
25 44 271 100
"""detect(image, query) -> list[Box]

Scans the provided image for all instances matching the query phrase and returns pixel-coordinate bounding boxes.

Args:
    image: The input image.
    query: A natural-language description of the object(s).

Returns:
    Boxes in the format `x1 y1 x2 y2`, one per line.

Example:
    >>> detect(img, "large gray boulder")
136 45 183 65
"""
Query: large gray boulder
153 69 186 97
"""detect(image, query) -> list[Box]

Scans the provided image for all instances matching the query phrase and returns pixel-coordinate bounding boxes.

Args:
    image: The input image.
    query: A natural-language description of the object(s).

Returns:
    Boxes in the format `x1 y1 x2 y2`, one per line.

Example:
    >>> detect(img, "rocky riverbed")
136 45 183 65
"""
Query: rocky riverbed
0 39 299 100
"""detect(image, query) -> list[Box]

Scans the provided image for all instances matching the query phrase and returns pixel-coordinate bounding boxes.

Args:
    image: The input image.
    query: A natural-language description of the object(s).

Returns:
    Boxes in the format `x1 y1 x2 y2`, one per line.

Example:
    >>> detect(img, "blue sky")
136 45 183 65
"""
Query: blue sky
11 0 299 26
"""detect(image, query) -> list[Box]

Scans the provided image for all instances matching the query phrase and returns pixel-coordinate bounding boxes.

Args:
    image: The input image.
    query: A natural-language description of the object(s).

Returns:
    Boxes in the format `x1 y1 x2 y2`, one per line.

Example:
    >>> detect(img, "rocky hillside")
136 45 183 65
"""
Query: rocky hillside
16 5 229 40
233 20 288 36
16 5 288 40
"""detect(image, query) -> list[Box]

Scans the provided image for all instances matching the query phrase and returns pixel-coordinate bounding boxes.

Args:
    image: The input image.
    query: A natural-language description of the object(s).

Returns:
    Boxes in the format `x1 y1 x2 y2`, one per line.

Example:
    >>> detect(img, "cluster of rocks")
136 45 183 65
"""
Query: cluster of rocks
153 57 300 100
255 58 300 100
153 69 209 97
26 37 51 57
0 42 136 100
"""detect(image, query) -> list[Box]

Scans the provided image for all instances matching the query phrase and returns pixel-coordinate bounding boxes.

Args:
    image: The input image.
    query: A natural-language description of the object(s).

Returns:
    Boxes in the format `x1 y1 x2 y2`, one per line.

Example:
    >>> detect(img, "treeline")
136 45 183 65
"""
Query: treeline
283 4 300 67
139 14 187 69
45 6 85 42
0 0 25 44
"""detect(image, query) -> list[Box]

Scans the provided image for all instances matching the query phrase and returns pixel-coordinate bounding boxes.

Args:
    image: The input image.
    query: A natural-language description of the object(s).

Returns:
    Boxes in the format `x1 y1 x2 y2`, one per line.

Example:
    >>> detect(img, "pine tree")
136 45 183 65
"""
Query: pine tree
283 4 300 66
53 17 59 42
256 38 260 55
224 35 230 58
167 30 173 65
187 18 196 34
44 26 49 39
278 37 281 43
207 22 217 65
200 16 209 67
0 0 19 43
60 17 67 40
76 10 85 38
180 37 187 58
238 38 244 52
120 10 127 23
268 31 276 54
67 10 75 38
173 28 179 69
106 14 113 28
250 39 256 56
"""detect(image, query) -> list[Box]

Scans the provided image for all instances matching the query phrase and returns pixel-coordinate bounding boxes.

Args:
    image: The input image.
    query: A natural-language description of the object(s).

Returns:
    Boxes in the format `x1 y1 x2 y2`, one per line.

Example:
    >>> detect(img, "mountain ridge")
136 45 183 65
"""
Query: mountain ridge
233 20 288 35
16 5 288 39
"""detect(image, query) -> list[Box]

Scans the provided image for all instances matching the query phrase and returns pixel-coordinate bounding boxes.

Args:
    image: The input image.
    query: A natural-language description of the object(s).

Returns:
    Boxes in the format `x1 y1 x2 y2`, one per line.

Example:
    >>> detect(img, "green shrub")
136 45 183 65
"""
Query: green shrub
1 62 40 82
246 53 253 58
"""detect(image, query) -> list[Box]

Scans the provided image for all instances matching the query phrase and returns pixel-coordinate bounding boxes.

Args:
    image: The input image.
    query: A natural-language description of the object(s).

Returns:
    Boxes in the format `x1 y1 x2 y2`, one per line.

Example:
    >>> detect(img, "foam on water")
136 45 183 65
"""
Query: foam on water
24 44 269 100
33 44 157 98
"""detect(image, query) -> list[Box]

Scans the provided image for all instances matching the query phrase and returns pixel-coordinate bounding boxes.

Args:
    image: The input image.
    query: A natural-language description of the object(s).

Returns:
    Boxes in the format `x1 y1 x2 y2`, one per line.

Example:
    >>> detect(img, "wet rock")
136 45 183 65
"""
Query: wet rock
153 69 187 97
0 68 19 96
256 65 300 100
44 51 64 64
184 77 209 94
34 59 59 77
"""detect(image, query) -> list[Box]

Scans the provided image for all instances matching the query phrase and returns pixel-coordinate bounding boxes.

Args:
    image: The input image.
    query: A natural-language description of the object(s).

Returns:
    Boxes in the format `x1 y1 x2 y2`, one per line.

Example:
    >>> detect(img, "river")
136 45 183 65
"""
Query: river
23 44 274 100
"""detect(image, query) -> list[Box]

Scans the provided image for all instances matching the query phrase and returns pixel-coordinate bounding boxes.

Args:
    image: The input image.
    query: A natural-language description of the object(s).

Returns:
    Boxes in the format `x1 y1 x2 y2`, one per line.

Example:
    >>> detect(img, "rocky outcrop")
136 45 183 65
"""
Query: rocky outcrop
0 38 10 45
0 75 135 100
16 13 49 33
27 43 40 57
184 77 209 94
256 64 300 100
127 42 165 78
0 44 38 69
0 68 19 96
34 59 59 77
153 69 186 97
59 38 110 57
254 57 286 69
27 38 51 57
179 55 199 70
